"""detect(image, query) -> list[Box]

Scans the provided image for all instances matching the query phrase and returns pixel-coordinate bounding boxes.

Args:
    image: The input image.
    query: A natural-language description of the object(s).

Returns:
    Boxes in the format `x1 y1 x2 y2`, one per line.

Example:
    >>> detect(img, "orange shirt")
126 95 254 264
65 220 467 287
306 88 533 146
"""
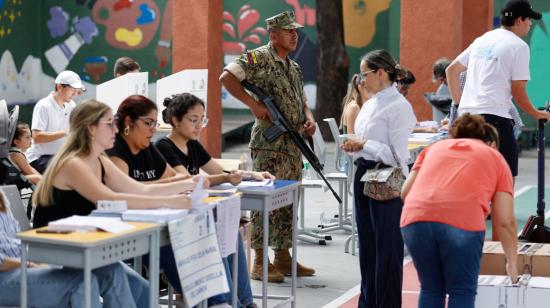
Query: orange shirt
400 139 513 231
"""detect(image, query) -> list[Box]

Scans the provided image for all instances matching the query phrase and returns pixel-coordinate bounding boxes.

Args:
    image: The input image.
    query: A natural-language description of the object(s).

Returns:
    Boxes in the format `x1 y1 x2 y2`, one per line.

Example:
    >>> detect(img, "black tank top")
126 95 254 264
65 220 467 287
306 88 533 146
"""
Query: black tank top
33 157 106 228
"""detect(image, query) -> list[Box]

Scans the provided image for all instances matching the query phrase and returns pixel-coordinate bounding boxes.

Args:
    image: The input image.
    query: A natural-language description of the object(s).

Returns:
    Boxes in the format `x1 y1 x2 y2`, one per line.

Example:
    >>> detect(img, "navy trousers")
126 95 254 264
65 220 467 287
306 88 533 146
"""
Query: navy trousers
354 158 404 308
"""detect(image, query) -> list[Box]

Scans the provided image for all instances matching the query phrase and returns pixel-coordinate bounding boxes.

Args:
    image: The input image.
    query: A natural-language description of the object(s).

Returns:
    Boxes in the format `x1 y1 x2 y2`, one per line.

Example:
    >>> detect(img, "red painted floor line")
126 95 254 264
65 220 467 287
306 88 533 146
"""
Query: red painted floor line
338 262 420 308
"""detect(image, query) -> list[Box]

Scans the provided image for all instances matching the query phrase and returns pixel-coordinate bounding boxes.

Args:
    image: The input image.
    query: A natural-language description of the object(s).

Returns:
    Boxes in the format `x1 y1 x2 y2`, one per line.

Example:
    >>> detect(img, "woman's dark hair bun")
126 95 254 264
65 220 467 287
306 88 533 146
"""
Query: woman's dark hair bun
163 96 173 108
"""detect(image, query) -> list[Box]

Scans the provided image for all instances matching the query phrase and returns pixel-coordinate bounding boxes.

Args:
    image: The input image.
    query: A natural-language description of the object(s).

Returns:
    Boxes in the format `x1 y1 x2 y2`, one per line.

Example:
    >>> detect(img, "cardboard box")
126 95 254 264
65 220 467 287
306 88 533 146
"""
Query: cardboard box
531 244 550 276
479 241 541 275
476 275 550 307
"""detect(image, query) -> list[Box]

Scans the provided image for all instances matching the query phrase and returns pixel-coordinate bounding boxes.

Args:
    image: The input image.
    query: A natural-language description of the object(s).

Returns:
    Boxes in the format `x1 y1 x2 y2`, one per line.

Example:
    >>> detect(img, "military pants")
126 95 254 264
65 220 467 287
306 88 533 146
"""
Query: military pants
250 150 302 250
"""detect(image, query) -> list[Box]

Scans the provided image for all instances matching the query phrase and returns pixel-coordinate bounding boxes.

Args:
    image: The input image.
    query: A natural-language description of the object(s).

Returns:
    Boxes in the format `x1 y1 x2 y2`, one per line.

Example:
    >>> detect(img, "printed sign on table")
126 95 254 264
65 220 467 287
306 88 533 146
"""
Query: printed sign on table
168 210 228 307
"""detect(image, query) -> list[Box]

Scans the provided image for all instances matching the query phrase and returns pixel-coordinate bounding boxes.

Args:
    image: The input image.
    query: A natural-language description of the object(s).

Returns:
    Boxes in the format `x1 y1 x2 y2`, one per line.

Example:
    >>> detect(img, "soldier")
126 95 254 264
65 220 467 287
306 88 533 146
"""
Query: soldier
220 11 316 283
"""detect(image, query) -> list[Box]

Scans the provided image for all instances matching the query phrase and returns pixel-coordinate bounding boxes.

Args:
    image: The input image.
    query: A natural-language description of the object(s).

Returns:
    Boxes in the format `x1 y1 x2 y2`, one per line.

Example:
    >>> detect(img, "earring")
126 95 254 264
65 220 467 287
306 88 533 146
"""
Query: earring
124 126 130 136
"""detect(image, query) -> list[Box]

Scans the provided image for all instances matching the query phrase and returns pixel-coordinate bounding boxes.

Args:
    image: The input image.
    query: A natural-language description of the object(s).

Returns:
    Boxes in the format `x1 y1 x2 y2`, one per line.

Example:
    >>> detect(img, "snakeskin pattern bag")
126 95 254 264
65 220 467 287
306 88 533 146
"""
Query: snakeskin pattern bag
360 145 405 201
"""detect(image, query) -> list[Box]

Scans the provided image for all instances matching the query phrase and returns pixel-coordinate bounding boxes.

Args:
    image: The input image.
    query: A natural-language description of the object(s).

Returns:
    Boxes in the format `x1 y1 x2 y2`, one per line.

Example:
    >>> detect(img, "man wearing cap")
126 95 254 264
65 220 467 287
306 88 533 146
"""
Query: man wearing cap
27 70 85 173
220 11 316 283
446 0 550 178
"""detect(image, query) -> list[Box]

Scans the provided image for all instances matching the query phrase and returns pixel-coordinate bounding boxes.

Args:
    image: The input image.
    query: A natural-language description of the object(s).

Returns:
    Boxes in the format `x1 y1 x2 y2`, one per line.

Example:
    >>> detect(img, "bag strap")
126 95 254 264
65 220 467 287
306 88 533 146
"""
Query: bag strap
389 144 401 168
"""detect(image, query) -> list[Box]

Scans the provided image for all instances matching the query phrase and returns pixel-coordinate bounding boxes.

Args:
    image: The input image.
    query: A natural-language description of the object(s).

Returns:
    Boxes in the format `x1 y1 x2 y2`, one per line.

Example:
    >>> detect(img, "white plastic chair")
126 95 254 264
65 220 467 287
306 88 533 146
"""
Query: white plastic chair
1 184 31 231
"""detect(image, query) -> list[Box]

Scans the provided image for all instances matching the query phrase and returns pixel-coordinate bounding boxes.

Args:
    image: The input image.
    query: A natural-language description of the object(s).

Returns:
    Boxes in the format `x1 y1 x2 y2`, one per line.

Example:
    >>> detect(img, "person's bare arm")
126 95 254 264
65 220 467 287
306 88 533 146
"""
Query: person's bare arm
59 157 191 209
445 60 467 105
401 170 418 201
491 191 518 282
345 104 361 135
32 129 67 144
105 156 197 194
511 80 550 121
0 257 22 271
9 153 41 184
219 70 269 120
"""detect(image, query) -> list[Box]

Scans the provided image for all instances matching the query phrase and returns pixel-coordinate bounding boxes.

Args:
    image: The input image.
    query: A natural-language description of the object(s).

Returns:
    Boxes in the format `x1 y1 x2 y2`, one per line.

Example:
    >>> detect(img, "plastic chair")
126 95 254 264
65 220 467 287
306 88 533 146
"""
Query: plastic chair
1 184 31 231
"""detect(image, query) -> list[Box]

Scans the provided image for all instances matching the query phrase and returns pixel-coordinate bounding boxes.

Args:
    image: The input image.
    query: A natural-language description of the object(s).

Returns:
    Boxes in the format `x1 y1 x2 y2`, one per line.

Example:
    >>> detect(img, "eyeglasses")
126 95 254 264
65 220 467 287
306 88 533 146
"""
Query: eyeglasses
99 121 116 130
360 69 376 78
185 116 208 128
138 117 159 129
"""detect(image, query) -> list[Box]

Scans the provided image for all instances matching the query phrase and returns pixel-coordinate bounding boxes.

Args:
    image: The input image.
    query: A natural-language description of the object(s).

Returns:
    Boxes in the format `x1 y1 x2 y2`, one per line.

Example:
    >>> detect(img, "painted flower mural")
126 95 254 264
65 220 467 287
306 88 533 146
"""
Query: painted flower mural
223 4 267 55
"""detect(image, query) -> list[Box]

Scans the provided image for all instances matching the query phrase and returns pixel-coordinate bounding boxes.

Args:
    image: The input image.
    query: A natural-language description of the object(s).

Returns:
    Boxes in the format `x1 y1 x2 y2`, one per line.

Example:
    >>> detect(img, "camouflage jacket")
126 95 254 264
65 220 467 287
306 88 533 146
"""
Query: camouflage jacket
235 43 306 158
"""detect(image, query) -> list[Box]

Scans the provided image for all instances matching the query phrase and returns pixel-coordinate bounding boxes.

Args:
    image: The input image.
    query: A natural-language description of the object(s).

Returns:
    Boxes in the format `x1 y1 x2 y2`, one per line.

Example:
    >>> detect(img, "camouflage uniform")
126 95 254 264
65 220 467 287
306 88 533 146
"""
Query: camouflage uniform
224 11 306 250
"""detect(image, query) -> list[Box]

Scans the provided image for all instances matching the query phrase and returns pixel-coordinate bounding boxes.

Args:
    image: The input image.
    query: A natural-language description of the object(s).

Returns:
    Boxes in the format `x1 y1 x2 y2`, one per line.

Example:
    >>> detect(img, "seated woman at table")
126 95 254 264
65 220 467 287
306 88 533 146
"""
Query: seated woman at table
107 94 255 308
0 191 140 308
31 100 201 306
155 92 274 184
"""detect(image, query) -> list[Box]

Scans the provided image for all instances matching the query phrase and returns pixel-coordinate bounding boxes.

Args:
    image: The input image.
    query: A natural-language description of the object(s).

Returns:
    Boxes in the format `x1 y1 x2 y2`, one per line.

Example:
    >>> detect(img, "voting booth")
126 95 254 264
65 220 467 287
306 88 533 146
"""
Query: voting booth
96 72 149 113
156 69 208 125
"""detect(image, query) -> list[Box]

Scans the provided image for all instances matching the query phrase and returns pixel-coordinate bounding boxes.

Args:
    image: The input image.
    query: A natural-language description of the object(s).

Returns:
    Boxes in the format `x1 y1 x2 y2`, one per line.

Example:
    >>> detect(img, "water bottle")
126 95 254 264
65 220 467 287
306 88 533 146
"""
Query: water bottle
302 161 311 180
240 153 252 171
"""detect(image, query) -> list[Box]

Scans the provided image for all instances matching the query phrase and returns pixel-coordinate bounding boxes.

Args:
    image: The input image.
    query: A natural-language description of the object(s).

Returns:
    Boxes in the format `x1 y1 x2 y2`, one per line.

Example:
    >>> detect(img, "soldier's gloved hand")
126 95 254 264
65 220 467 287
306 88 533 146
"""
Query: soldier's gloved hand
303 120 316 136
251 102 271 121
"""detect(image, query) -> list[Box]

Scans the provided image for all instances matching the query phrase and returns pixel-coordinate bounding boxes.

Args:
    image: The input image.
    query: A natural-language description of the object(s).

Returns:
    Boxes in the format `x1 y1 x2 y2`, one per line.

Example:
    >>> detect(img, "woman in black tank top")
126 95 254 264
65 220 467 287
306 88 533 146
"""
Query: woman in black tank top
33 100 198 228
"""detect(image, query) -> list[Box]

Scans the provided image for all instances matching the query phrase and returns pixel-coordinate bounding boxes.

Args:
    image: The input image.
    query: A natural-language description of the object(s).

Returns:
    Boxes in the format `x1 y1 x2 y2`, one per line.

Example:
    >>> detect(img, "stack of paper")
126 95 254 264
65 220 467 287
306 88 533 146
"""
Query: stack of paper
48 216 135 233
122 209 189 223
408 133 444 146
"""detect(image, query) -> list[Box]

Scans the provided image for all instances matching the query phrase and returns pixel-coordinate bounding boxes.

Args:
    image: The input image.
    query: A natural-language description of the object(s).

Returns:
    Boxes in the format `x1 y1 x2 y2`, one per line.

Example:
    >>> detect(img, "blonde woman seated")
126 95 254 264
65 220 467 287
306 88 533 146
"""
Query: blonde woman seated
32 100 196 228
32 100 203 306
340 73 371 134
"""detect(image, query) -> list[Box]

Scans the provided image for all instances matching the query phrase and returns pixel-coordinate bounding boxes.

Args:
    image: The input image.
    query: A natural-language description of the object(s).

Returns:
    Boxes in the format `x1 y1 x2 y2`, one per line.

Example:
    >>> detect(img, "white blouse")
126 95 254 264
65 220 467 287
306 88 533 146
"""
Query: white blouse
353 85 417 176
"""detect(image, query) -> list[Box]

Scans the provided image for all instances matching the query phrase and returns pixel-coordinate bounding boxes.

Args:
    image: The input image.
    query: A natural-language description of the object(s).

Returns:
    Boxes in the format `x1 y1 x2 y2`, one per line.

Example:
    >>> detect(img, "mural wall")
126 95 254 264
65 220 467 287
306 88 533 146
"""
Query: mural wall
221 0 400 109
0 0 172 109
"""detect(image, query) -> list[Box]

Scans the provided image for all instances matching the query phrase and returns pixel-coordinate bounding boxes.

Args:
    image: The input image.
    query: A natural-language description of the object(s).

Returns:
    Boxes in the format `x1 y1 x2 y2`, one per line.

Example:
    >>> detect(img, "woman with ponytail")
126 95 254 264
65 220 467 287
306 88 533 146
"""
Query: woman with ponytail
341 49 417 308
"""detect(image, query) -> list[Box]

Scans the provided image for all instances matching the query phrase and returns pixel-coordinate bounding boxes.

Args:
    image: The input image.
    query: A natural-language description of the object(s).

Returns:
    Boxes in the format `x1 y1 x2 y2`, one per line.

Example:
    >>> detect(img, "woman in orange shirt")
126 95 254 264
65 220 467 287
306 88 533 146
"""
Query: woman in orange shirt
400 113 518 308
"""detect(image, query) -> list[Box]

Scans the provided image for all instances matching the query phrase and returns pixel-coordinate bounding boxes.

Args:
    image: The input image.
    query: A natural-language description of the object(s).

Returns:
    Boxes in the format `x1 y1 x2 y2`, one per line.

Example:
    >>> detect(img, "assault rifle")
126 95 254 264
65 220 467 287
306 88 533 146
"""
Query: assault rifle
242 81 342 204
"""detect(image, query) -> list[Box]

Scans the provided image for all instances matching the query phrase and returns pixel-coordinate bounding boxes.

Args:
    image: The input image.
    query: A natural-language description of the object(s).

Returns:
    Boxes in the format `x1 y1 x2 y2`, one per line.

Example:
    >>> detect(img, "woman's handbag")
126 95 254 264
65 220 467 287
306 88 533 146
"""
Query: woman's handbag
360 145 405 201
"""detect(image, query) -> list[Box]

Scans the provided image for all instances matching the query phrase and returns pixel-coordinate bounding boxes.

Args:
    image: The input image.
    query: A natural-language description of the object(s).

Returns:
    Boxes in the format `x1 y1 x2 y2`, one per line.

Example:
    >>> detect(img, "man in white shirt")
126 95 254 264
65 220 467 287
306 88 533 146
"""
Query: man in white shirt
27 70 85 173
446 0 549 177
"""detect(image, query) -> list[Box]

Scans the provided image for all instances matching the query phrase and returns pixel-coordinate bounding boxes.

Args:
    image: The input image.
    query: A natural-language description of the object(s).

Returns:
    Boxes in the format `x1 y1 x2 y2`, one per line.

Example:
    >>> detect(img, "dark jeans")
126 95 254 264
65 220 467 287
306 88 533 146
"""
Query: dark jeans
30 155 53 174
147 235 253 307
354 158 404 308
480 114 518 176
401 222 484 308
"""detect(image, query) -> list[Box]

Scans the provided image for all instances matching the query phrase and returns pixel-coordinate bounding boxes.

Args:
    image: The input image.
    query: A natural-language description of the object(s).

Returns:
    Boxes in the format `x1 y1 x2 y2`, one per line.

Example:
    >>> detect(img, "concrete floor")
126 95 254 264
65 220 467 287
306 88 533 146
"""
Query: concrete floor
219 140 550 308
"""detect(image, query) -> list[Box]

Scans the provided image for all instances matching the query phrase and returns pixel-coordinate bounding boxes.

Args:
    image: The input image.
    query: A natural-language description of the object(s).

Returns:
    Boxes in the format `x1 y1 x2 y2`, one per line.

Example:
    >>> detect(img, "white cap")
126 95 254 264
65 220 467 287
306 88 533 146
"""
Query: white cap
55 70 86 91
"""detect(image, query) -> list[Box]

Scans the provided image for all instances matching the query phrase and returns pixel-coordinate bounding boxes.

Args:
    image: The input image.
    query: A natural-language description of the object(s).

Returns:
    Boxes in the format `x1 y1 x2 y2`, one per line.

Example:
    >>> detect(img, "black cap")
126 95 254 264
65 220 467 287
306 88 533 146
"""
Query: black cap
501 0 542 20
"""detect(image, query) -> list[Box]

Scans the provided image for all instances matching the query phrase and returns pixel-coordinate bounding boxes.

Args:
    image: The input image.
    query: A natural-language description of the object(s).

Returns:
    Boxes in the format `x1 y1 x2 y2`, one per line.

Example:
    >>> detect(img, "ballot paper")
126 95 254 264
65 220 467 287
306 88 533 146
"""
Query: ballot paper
209 178 274 191
214 195 241 257
48 216 135 233
168 210 228 307
122 209 189 223
190 176 209 208
238 178 273 187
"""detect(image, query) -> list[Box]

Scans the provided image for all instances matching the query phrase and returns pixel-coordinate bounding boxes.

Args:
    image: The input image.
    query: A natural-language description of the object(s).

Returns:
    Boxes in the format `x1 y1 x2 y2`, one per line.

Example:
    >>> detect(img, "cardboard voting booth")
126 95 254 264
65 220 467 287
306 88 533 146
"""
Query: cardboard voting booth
96 72 148 113
156 69 208 125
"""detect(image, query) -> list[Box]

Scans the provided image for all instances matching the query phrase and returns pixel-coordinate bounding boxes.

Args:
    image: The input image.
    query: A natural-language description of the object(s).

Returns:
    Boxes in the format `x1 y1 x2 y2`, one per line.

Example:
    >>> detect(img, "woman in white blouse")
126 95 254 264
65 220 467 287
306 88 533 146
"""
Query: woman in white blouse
342 49 416 308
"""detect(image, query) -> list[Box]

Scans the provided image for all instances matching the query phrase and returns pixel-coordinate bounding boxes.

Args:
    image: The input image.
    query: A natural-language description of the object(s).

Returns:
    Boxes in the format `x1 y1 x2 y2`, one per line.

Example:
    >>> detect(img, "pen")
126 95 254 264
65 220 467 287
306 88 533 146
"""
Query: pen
36 229 73 234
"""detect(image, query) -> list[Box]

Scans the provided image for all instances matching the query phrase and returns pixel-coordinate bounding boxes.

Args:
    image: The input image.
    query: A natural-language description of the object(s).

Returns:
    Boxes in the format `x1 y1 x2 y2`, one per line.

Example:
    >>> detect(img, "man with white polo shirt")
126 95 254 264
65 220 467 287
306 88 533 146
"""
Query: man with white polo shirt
27 70 85 173
446 0 550 177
